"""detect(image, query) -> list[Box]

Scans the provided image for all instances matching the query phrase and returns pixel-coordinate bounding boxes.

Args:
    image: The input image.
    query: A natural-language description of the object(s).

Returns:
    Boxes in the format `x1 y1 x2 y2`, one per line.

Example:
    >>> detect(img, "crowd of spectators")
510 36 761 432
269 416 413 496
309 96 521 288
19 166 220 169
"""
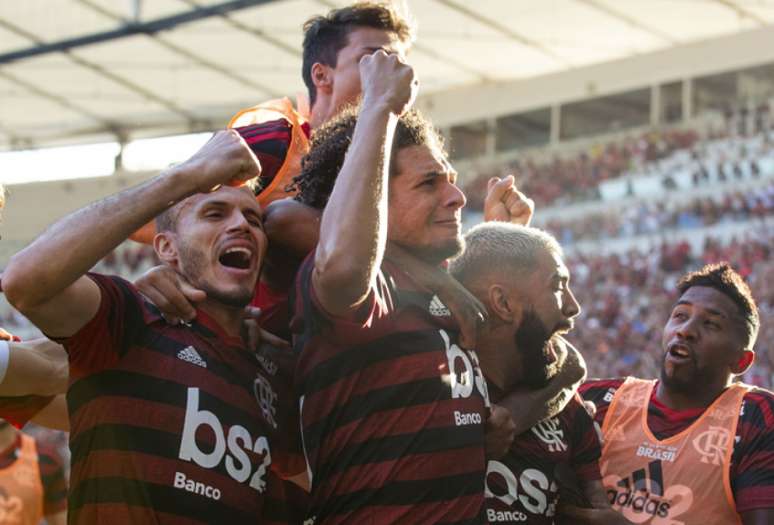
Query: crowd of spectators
1 228 770 388
541 183 773 245
463 128 700 208
463 101 774 210
569 231 773 388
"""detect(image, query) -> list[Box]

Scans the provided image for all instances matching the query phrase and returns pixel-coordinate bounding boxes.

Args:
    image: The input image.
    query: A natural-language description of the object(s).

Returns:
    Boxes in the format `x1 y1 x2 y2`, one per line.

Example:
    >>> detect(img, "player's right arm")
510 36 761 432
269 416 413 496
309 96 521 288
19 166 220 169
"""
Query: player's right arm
0 339 67 396
2 131 260 337
312 51 417 316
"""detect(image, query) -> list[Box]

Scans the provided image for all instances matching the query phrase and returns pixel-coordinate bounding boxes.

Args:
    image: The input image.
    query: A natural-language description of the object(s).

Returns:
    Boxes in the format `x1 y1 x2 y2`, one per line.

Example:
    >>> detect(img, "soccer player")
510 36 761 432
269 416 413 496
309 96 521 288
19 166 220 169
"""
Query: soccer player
2 130 301 523
0 420 67 525
287 46 492 523
578 263 774 524
450 223 631 525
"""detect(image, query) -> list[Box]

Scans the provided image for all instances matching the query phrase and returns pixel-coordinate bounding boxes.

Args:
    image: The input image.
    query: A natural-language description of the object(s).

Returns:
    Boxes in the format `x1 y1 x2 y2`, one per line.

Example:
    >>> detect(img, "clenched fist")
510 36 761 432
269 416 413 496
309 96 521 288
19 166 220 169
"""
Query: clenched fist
359 50 418 116
176 130 262 194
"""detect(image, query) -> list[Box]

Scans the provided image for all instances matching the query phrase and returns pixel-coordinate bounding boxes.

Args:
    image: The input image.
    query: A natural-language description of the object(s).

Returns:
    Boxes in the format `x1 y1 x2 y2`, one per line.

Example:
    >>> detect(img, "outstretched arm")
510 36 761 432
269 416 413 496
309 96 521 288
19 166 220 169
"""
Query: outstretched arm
312 51 417 316
3 130 260 337
498 337 587 435
0 338 67 396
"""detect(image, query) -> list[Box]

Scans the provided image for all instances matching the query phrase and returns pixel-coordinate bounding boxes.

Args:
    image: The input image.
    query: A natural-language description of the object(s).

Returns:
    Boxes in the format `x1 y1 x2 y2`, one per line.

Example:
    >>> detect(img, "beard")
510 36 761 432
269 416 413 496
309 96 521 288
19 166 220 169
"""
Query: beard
514 309 562 389
177 240 254 309
659 352 714 395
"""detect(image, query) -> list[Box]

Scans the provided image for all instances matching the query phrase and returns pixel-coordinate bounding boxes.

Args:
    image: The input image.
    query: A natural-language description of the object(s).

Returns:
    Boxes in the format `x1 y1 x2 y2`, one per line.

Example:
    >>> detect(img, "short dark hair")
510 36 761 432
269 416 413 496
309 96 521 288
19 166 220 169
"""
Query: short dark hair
302 2 414 106
677 262 760 349
287 104 444 209
155 206 178 233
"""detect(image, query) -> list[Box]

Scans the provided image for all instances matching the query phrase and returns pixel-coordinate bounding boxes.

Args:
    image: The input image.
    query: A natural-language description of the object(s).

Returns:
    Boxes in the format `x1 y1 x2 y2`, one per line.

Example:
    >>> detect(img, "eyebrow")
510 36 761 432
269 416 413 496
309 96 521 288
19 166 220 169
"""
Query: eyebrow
674 300 728 318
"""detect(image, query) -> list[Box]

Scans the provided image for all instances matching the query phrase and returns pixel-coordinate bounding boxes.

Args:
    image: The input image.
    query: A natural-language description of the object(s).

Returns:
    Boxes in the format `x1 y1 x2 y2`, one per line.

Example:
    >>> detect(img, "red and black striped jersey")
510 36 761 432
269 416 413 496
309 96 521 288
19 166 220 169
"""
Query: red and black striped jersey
291 255 490 525
61 273 292 524
234 118 310 192
484 390 601 525
580 378 774 514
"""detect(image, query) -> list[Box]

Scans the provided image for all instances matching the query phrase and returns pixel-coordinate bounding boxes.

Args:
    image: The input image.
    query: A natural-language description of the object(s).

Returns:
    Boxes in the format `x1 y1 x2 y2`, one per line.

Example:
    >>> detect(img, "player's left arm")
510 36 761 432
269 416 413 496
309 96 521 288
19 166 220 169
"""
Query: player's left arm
497 337 587 435
558 401 634 524
557 479 634 524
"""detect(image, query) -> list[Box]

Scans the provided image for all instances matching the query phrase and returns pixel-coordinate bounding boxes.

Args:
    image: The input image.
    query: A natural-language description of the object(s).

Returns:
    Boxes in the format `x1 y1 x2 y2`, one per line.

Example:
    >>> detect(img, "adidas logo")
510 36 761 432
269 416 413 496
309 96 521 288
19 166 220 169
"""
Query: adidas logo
177 346 207 368
607 460 673 518
429 295 451 317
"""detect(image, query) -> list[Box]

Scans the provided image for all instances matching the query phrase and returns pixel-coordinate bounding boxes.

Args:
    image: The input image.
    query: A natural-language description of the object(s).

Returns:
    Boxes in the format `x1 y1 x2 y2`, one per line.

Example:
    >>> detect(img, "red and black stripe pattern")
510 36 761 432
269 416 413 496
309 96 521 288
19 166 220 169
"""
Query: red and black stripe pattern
291 256 490 525
234 118 310 192
483 387 601 525
580 378 774 513
61 274 290 524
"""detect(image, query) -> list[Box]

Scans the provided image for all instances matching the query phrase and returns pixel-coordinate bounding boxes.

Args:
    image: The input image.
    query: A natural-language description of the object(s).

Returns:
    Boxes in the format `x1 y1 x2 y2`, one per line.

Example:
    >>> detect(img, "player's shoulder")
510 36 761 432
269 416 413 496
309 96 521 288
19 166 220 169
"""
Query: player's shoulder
740 385 774 426
579 377 626 398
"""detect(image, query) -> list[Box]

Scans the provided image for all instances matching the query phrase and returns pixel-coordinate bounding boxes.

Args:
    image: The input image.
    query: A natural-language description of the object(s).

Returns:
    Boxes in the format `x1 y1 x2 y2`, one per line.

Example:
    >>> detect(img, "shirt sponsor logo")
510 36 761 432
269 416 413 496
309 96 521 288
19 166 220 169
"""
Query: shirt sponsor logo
485 460 558 517
454 410 482 426
178 388 271 494
531 418 567 453
605 460 694 521
486 508 527 522
173 471 222 501
177 346 207 368
636 442 677 463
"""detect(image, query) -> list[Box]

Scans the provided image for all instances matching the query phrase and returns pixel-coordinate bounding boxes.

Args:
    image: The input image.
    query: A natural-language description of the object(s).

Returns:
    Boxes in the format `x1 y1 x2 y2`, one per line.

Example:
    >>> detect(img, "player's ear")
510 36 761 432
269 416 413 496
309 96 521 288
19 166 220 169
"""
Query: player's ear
311 62 333 95
731 349 755 375
488 284 521 324
153 232 179 268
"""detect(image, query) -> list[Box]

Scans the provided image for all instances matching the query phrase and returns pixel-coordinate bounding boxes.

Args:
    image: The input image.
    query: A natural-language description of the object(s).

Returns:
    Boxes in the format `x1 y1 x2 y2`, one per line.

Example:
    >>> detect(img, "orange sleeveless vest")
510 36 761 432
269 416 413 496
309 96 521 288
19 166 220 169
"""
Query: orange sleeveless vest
0 433 44 525
130 97 310 244
228 97 311 206
600 377 749 525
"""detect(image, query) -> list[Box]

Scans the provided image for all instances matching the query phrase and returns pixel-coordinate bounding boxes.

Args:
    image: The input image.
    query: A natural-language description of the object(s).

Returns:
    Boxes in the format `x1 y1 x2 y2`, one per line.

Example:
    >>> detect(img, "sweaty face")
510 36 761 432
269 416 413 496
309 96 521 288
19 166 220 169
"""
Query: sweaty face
329 27 406 111
170 187 267 308
660 286 746 394
387 144 466 264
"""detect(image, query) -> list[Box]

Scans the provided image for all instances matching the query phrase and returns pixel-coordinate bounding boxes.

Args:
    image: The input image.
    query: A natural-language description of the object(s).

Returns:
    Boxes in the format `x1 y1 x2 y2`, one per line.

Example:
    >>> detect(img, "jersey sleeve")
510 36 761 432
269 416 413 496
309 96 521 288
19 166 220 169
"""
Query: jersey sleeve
290 252 392 346
36 439 67 515
567 396 603 483
578 378 625 426
0 395 54 428
59 274 148 379
234 119 292 189
730 390 774 512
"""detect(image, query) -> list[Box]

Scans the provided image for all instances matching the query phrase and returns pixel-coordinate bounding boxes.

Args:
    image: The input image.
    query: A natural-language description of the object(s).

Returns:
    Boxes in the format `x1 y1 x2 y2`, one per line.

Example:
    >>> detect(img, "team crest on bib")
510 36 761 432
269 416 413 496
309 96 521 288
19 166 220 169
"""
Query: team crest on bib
692 425 730 466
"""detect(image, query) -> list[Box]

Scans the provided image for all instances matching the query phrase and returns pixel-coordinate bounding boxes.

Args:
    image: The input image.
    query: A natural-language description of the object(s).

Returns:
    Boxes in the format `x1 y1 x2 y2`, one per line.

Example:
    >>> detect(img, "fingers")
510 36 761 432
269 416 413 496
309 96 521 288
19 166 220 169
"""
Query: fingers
259 328 291 349
135 267 202 324
484 175 513 206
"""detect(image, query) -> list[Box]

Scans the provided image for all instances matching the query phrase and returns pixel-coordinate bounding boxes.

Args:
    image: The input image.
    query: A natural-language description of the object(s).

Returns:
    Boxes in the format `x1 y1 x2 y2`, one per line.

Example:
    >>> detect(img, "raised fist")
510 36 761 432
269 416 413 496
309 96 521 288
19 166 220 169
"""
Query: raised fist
484 175 535 226
177 130 262 194
359 50 418 116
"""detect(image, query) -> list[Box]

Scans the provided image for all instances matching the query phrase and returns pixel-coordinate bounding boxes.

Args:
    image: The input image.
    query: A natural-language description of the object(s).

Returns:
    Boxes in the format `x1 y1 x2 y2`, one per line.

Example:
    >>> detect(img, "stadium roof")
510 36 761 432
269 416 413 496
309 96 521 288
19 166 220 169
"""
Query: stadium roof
1 0 773 150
